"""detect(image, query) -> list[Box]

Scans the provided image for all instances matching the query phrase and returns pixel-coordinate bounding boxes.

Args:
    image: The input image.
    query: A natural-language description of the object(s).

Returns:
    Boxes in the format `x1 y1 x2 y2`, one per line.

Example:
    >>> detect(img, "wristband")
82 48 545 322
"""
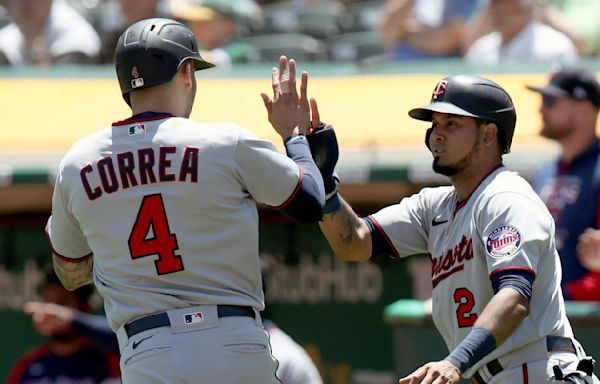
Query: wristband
323 193 341 214
323 173 340 196
444 327 496 373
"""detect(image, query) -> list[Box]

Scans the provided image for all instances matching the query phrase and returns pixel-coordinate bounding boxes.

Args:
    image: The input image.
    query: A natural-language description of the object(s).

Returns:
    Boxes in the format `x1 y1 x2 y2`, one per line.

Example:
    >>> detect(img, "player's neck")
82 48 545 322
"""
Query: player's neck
130 86 189 118
131 104 183 118
451 160 502 202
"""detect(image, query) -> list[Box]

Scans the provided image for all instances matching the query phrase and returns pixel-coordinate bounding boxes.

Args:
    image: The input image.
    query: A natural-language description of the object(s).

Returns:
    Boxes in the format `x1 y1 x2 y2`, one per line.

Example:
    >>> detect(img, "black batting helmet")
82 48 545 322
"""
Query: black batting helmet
115 18 214 104
409 75 517 154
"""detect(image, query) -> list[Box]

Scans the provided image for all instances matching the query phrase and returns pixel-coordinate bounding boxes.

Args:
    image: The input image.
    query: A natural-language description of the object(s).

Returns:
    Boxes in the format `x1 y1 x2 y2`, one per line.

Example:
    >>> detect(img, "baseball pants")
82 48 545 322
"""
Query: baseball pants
117 305 280 384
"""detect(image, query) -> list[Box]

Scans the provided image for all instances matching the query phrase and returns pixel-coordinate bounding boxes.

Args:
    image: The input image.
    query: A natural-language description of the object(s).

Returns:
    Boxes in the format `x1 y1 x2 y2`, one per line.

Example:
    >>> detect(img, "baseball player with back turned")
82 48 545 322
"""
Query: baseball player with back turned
45 18 326 383
296 73 600 383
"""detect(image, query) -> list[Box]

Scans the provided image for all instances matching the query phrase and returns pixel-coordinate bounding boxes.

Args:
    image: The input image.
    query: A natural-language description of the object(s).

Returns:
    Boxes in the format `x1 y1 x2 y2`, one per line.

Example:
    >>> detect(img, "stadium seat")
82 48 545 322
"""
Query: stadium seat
0 4 10 29
246 33 327 62
340 0 385 32
253 0 346 39
326 30 386 62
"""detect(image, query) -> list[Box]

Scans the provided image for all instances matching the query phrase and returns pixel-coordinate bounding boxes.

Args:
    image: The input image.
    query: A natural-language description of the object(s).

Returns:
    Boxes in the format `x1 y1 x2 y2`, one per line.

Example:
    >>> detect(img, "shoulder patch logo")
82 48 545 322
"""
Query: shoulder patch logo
486 225 521 258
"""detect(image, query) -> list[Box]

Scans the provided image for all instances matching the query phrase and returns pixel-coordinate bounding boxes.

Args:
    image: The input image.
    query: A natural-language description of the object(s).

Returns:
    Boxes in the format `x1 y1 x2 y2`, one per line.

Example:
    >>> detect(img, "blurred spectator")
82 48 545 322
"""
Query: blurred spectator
97 0 167 63
261 259 323 384
527 64 600 301
7 268 120 384
539 0 600 57
463 0 577 64
578 229 600 273
8 260 322 384
377 0 481 60
0 0 101 66
172 0 261 67
264 321 323 384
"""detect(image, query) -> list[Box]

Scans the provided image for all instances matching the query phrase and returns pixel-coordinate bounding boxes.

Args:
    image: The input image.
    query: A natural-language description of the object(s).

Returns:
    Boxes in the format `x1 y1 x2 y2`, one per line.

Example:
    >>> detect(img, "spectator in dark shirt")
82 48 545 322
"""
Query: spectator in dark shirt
528 64 600 301
7 268 120 384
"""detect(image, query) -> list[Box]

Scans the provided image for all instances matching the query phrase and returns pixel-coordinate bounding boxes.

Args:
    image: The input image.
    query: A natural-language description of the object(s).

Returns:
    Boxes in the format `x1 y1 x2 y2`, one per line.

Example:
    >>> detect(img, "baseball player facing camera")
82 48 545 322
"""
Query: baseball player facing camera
46 18 327 383
298 73 600 383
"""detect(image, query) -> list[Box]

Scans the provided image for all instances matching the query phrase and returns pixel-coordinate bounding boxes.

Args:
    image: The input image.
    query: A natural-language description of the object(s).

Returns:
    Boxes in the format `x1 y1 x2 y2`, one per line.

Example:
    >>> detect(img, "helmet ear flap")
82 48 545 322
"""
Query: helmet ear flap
425 128 433 150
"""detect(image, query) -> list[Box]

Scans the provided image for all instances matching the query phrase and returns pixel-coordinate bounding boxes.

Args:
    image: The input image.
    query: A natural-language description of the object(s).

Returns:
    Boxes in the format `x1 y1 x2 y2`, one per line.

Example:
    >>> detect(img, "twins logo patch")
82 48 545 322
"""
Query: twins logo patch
129 124 146 136
486 225 521 258
432 80 447 99
184 312 204 324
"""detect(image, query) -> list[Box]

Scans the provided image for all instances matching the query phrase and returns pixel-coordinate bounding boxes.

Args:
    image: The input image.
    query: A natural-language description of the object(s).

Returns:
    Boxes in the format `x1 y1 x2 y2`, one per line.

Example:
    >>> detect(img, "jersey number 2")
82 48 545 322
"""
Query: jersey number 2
454 287 478 328
128 194 184 275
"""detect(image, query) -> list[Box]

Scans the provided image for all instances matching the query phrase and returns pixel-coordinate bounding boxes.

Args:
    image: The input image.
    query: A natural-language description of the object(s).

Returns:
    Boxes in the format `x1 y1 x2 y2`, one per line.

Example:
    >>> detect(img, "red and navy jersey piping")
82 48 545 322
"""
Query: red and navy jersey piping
274 166 305 209
112 111 174 126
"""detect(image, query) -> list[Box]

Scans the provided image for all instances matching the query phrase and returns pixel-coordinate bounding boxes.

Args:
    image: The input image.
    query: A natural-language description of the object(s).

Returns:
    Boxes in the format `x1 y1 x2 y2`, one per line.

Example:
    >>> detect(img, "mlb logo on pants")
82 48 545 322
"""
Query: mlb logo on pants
184 312 204 324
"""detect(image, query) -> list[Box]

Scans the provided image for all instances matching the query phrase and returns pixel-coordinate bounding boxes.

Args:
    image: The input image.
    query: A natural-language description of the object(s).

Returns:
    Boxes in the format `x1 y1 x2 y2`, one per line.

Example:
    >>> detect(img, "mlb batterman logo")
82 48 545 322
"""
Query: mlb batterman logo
131 66 144 88
184 312 204 325
486 225 522 258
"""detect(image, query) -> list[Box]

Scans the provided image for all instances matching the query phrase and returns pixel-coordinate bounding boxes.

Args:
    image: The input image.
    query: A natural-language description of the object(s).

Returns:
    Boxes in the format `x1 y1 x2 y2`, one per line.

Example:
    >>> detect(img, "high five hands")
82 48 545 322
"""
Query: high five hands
261 55 312 140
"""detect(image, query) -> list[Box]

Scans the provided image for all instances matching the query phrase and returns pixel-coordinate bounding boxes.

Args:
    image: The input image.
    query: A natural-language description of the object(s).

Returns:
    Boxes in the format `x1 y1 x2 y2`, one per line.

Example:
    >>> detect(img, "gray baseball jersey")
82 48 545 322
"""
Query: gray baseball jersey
370 165 575 378
46 113 301 331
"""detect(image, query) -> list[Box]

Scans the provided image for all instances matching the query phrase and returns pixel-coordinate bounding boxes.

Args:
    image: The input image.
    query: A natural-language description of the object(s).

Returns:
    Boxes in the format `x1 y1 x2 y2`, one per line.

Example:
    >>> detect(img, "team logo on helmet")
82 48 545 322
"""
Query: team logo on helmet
486 225 522 258
130 66 144 88
432 80 447 100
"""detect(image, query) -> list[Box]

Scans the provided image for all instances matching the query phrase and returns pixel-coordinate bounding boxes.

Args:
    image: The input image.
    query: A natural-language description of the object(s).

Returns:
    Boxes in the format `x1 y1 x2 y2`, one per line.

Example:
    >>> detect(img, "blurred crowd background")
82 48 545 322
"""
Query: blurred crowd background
0 0 598 69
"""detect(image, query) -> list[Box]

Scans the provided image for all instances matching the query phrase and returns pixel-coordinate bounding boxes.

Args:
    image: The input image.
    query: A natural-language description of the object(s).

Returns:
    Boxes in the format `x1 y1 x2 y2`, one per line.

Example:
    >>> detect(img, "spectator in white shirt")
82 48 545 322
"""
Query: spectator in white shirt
464 0 577 65
0 0 101 66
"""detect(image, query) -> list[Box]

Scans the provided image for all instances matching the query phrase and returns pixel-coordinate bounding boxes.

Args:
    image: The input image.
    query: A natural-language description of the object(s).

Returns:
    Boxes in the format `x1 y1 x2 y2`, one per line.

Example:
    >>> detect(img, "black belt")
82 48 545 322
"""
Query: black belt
124 305 255 338
472 336 576 384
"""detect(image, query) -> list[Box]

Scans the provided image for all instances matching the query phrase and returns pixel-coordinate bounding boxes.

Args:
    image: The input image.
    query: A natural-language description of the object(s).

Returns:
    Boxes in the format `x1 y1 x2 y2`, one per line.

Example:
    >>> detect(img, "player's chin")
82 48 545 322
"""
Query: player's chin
432 160 459 177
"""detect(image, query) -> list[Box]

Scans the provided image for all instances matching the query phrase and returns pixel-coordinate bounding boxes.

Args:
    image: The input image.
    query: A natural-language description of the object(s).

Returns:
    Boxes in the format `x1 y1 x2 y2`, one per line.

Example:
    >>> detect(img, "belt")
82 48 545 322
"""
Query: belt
124 305 255 338
472 336 576 384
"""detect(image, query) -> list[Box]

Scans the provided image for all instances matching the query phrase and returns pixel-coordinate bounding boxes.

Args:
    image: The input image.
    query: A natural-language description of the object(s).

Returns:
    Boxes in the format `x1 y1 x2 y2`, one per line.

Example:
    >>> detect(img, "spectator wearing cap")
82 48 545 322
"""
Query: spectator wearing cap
172 0 261 68
527 64 600 301
97 0 166 64
0 0 101 66
463 0 578 64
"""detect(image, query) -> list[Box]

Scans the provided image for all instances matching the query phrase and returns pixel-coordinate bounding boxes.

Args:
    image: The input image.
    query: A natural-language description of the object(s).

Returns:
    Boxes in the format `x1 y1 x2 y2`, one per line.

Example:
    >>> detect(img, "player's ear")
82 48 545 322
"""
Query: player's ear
179 60 195 87
482 122 498 146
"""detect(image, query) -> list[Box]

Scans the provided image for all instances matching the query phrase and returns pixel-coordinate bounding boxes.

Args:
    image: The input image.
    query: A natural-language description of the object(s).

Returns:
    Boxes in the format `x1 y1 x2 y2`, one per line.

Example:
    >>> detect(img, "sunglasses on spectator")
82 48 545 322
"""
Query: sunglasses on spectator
542 95 557 107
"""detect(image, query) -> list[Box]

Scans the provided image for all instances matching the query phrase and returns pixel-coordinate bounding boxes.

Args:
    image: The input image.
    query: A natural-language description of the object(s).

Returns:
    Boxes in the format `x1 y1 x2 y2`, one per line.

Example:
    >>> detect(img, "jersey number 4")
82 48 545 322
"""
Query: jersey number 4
454 287 478 328
128 194 184 275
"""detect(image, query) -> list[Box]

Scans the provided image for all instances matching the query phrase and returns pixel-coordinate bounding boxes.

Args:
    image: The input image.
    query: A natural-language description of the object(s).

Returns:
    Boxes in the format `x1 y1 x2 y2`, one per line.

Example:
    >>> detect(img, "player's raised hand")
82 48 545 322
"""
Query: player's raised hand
577 228 600 272
24 301 75 336
261 55 310 140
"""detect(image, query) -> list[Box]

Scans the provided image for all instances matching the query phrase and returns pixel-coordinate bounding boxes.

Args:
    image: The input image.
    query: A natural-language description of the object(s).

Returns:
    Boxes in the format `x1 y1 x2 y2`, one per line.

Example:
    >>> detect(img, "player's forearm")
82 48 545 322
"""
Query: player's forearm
474 288 530 345
444 289 529 374
52 254 94 291
319 196 371 261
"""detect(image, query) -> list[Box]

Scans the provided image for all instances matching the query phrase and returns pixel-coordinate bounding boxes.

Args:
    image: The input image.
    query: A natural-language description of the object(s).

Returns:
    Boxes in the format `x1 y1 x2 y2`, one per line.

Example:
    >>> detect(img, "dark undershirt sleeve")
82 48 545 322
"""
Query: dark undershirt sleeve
276 136 325 222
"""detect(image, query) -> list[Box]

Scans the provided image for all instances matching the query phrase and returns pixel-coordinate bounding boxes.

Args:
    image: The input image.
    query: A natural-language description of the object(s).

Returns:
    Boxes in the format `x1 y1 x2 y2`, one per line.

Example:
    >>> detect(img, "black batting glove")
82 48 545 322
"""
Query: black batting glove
307 123 339 196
